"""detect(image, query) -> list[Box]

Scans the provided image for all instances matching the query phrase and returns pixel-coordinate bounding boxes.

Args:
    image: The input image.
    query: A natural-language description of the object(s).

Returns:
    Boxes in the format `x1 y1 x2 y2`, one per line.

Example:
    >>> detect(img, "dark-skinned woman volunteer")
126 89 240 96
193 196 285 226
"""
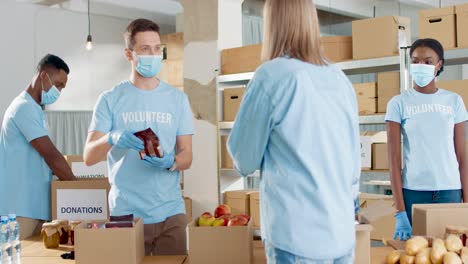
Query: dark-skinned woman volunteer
386 38 467 241
227 0 360 263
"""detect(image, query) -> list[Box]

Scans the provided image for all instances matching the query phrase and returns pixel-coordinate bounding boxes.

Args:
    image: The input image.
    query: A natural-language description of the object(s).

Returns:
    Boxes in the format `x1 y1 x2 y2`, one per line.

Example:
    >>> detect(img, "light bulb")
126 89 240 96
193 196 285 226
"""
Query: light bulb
86 34 93 51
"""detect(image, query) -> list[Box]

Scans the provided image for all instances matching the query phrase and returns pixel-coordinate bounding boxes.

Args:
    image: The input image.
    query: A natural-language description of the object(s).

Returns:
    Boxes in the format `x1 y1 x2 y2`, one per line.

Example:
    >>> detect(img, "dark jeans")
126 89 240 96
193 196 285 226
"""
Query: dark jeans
403 188 462 224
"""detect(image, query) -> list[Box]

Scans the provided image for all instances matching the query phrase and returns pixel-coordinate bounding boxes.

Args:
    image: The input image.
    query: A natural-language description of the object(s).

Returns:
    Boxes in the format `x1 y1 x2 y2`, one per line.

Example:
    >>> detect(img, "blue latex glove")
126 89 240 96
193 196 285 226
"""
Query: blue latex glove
108 130 144 151
354 197 360 215
394 211 412 241
143 152 175 169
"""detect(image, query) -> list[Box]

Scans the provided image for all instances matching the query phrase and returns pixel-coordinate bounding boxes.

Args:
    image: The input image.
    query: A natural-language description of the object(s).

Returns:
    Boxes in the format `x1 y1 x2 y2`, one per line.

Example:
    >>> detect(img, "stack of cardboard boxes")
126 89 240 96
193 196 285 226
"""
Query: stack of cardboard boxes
360 131 388 171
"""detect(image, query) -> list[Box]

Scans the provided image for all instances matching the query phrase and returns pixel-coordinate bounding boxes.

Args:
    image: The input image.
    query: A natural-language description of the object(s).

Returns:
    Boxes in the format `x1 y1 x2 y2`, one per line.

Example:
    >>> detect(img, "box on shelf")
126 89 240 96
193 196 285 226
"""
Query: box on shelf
188 218 253 264
51 178 110 220
413 203 468 239
372 143 388 170
75 218 144 264
353 82 377 115
249 191 260 228
377 72 400 113
223 87 245 121
159 59 183 88
221 44 262 75
64 155 107 179
160 32 184 60
355 224 373 264
221 136 234 169
358 193 395 241
352 16 411 60
419 6 456 49
184 197 192 222
320 36 352 62
223 190 252 216
456 4 468 48
436 79 468 107
360 131 387 170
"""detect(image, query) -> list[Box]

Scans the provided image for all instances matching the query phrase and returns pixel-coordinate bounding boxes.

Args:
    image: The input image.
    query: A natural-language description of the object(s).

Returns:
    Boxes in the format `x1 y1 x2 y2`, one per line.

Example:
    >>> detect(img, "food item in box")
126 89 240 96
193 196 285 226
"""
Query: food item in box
401 253 416 264
406 236 429 256
443 252 462 264
227 215 249 226
415 248 431 264
214 204 232 218
110 214 134 222
41 222 60 249
198 212 215 226
69 220 81 245
134 128 163 159
385 250 401 264
460 247 468 263
445 226 468 247
431 238 447 264
105 221 134 228
445 234 463 254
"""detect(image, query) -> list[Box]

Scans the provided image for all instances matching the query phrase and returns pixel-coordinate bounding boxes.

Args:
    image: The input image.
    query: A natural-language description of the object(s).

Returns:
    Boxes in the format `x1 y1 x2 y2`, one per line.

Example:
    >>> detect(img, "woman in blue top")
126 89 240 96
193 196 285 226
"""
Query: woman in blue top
386 38 467 241
227 0 360 263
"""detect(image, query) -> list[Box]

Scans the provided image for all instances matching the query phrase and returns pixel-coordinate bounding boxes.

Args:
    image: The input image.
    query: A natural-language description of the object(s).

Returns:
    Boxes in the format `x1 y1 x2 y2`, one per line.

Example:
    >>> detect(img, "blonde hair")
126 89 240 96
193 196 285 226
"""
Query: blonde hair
262 0 326 65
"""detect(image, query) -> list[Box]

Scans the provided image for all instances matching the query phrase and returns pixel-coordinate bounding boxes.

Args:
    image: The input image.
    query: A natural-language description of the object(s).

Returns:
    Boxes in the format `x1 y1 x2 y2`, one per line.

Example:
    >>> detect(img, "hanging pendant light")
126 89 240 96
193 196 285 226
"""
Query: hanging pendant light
85 0 93 51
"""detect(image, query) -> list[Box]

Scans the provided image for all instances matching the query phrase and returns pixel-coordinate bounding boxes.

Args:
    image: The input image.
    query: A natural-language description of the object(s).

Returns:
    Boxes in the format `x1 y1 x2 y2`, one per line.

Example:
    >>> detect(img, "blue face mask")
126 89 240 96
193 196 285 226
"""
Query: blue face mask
41 74 61 105
410 64 436 88
133 52 163 78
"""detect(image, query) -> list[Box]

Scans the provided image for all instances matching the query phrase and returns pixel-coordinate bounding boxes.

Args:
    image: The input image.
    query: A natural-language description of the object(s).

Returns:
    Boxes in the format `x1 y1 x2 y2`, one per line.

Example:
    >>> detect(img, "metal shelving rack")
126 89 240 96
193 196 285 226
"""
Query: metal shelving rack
216 47 468 192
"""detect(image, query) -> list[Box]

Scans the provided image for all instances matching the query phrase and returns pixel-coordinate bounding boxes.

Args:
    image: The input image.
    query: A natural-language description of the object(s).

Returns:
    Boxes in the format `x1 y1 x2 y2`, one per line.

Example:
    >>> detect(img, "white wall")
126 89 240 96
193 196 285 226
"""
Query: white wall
0 0 176 121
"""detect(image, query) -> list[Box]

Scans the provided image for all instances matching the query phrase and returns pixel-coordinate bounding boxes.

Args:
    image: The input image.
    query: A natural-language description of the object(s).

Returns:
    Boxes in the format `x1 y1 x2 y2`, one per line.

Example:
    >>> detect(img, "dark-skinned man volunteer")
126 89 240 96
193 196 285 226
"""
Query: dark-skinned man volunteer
0 54 76 239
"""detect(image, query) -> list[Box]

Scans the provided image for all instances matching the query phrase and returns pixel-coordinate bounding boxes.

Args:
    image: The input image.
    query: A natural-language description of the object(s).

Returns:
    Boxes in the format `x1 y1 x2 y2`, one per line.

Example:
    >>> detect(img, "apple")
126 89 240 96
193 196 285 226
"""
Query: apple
211 217 227 227
227 216 248 226
237 214 250 222
198 212 215 226
214 204 232 218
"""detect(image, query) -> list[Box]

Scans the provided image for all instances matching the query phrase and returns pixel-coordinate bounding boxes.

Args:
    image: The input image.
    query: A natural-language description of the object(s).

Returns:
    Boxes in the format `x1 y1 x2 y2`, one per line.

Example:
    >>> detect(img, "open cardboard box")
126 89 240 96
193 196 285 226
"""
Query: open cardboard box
355 224 373 264
74 218 144 264
188 217 253 264
64 155 107 179
413 203 468 239
359 193 395 241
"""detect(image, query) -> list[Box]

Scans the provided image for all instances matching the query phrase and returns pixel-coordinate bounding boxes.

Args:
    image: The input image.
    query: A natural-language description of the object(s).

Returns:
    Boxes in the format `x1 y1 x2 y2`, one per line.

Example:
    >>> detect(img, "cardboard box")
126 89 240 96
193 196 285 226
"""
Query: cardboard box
360 131 387 169
249 191 260 228
419 6 456 49
352 16 411 60
413 203 468 239
64 155 107 178
51 178 110 220
457 4 468 48
75 218 144 264
377 72 400 113
355 224 373 264
221 44 262 75
184 196 192 222
142 256 187 264
372 143 388 170
159 59 183 87
436 79 468 108
223 87 245 121
354 83 377 114
161 32 184 60
321 36 352 62
359 193 395 241
188 218 253 264
221 136 234 169
224 190 252 215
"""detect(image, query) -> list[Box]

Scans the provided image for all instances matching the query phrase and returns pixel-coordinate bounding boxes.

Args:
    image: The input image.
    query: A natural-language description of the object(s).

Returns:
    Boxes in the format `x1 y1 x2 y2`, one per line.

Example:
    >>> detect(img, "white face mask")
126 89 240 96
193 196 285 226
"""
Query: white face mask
410 64 436 88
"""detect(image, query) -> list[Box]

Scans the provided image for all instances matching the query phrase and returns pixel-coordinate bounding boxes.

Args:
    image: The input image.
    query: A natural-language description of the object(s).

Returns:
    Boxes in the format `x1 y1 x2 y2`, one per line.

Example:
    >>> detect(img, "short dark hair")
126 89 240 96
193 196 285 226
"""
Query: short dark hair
36 54 70 74
124 19 160 49
410 38 444 76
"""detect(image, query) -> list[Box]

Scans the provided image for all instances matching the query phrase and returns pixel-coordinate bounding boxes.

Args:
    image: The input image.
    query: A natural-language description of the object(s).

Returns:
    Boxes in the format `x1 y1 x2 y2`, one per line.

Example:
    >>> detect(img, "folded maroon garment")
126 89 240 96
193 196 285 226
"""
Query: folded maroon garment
134 128 163 159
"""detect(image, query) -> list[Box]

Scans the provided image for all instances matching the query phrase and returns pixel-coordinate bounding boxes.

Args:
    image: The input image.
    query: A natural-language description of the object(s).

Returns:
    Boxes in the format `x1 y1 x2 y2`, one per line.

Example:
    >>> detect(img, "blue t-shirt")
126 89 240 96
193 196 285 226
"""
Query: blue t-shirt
385 88 467 191
228 57 360 259
0 91 52 220
88 80 194 224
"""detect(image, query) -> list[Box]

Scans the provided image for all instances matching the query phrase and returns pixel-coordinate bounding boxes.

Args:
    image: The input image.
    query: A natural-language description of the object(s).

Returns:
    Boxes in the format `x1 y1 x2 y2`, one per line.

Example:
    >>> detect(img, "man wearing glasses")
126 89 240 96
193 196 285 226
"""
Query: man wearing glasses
83 19 194 255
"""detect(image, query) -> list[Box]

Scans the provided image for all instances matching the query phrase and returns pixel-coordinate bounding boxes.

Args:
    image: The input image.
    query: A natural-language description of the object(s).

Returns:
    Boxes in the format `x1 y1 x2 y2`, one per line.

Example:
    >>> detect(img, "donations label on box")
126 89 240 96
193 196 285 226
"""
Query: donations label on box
57 189 108 220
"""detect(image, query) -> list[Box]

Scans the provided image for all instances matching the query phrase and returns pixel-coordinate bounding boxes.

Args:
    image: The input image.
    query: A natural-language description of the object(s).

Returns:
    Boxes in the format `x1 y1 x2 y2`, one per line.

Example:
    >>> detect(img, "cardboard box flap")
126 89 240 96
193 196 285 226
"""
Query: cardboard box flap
359 193 393 200
359 200 395 222
224 189 256 199
456 4 468 13
320 36 352 44
249 191 259 199
355 224 373 232
420 6 455 18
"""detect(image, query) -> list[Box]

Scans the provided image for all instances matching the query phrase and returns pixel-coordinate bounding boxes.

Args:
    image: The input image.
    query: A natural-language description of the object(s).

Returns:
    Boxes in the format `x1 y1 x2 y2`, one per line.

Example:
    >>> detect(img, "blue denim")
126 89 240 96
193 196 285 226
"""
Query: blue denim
403 188 462 224
265 241 354 264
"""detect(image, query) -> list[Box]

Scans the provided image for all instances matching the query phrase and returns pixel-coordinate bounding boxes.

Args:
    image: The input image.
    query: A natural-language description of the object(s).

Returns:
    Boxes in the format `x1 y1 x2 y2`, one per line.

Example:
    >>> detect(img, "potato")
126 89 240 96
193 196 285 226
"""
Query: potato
431 238 448 264
445 235 463 254
386 250 401 264
443 252 462 264
460 247 468 264
416 248 432 264
407 237 430 256
401 253 417 264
